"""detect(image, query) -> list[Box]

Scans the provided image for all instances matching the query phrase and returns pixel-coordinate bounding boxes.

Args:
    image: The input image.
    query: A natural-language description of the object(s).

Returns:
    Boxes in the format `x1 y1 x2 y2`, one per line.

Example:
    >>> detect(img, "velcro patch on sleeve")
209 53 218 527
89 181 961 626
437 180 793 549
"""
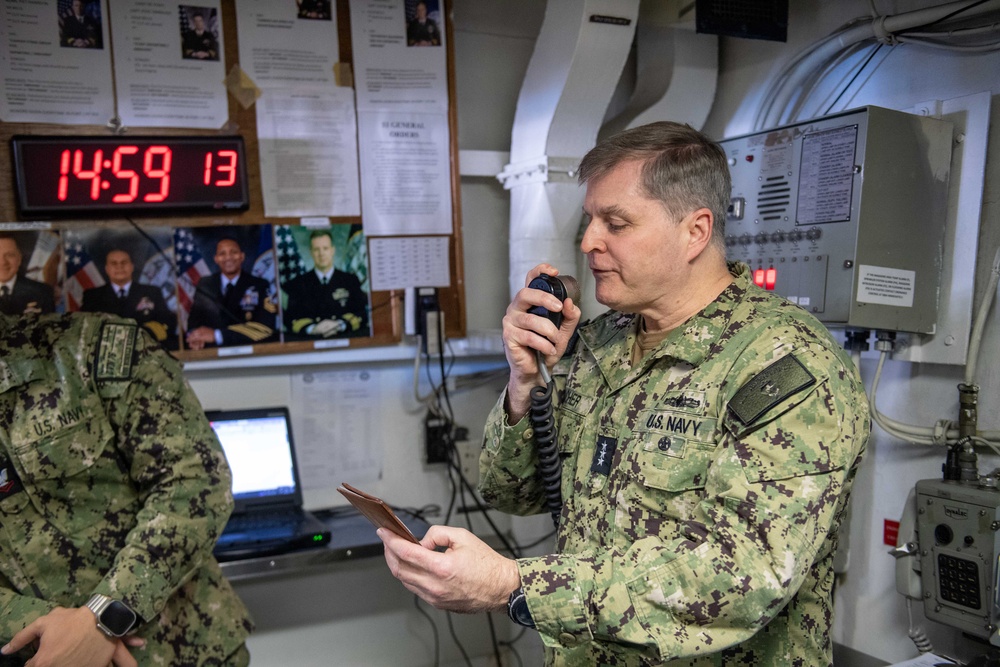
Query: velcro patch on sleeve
728 354 816 426
95 322 138 381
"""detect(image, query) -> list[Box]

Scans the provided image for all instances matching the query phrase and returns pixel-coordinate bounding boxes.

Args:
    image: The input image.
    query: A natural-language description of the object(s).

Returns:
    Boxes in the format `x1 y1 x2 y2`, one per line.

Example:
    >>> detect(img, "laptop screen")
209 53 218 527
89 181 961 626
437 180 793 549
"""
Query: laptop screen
205 407 301 510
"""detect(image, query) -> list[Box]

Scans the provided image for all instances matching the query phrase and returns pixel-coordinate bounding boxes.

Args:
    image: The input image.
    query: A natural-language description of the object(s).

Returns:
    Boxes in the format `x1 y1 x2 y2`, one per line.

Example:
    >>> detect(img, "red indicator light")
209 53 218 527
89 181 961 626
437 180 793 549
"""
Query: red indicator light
753 269 765 287
884 519 900 547
745 154 754 162
765 267 777 290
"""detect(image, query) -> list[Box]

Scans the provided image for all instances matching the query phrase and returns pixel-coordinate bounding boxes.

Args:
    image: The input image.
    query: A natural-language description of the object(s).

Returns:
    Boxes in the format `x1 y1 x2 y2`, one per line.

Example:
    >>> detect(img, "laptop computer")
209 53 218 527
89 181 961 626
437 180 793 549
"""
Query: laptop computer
207 407 332 562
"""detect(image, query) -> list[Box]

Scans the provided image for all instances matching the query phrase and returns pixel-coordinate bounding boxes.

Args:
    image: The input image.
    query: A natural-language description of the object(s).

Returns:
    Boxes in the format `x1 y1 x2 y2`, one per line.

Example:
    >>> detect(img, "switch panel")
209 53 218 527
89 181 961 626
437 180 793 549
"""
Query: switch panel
720 106 953 333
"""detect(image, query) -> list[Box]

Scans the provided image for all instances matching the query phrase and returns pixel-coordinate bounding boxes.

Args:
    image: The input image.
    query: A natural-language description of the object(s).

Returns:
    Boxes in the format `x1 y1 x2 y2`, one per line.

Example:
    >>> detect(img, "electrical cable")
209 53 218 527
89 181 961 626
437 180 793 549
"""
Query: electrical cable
865 244 1000 448
754 0 1000 130
821 43 883 115
906 598 935 654
787 40 876 122
896 34 1000 51
412 303 536 667
484 613 504 667
899 0 995 31
413 596 441 667
498 626 528 667
964 246 1000 384
446 612 474 667
516 527 557 551
445 454 523 557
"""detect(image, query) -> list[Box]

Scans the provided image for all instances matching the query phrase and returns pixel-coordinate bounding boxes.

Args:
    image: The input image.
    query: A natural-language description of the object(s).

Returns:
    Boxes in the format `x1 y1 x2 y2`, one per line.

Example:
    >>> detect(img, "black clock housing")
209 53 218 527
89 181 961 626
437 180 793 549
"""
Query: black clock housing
11 135 250 219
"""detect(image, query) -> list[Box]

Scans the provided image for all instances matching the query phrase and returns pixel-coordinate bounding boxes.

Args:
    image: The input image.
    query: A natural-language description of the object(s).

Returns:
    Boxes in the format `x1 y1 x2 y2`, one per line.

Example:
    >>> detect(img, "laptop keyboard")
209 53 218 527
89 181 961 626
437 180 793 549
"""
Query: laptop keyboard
219 511 298 543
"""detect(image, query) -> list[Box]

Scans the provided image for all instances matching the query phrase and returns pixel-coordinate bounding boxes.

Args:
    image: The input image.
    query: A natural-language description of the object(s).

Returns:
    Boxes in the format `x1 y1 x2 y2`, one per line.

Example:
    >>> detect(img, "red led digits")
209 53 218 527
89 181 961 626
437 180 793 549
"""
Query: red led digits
13 135 249 218
111 146 140 203
203 150 238 186
73 148 104 200
142 146 172 202
57 150 72 201
215 150 238 186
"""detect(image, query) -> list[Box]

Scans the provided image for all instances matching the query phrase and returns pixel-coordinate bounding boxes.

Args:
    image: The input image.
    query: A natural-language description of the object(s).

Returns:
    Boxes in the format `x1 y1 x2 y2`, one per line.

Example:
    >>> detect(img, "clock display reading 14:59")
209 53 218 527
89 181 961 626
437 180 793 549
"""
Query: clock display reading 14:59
11 135 250 218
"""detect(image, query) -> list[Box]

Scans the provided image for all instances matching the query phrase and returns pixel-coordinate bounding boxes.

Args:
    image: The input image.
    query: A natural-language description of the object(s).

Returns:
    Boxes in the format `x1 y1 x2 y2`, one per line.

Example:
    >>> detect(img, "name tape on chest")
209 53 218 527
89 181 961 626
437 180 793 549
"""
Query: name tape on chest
728 354 816 426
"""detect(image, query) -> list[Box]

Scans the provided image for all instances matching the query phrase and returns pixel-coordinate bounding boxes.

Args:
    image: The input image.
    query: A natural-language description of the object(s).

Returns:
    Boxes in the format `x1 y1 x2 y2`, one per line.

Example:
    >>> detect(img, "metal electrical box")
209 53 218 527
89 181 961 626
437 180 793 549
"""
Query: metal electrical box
914 478 1000 644
720 106 953 333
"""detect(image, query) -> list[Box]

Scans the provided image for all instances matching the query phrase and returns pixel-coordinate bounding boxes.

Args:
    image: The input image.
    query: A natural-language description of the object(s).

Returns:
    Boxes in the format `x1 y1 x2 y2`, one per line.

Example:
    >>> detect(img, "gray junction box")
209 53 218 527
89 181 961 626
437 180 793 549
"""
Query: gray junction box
720 106 953 334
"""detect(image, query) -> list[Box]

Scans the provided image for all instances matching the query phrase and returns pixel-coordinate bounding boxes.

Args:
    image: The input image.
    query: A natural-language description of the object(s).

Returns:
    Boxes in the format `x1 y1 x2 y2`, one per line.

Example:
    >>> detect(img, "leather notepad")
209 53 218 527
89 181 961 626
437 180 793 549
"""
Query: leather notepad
337 483 419 543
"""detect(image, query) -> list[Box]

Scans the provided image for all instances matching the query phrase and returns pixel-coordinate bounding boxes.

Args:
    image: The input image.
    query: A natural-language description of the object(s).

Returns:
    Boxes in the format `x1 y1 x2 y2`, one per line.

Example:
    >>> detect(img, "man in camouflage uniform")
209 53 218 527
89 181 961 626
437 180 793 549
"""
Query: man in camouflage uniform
0 311 253 665
378 121 869 666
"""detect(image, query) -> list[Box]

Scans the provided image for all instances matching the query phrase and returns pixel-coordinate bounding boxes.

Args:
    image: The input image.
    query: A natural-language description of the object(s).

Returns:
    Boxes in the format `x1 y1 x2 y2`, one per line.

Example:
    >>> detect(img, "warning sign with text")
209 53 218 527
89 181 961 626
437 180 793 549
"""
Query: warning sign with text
857 265 916 307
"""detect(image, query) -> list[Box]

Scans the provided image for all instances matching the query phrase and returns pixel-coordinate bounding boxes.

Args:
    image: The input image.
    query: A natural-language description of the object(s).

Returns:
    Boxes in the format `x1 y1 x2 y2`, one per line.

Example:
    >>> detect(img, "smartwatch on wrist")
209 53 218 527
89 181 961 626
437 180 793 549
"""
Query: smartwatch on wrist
506 587 535 629
85 594 139 638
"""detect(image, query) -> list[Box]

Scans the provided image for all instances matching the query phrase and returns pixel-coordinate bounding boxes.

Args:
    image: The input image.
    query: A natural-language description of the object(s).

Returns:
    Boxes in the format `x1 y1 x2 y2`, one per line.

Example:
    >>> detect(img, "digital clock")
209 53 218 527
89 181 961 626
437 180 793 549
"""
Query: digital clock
11 135 250 218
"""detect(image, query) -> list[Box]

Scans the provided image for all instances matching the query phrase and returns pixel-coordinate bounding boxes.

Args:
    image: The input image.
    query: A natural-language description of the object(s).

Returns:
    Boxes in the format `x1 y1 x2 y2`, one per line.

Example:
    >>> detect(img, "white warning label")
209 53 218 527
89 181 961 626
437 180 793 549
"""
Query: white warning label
857 265 915 307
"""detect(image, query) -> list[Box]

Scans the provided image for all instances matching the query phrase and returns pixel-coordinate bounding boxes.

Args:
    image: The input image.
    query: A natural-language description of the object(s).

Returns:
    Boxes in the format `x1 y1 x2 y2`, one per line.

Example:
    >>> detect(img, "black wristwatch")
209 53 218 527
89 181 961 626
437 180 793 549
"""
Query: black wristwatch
85 594 139 637
506 587 535 628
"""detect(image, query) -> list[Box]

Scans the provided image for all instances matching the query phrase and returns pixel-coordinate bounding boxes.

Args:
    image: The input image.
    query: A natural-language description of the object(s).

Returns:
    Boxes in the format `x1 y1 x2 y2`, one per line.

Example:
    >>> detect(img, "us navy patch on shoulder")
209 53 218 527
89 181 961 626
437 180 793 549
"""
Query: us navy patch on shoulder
95 322 138 381
728 354 815 426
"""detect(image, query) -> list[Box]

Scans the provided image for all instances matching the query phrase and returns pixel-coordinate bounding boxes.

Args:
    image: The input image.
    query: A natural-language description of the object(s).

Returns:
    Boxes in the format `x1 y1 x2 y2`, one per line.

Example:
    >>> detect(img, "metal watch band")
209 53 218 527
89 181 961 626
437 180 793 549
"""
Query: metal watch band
85 593 138 638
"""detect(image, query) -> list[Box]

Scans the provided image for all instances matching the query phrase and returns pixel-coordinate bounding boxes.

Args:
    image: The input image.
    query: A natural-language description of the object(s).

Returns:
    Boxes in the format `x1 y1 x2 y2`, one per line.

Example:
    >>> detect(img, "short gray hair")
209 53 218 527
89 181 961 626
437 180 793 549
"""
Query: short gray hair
578 121 731 247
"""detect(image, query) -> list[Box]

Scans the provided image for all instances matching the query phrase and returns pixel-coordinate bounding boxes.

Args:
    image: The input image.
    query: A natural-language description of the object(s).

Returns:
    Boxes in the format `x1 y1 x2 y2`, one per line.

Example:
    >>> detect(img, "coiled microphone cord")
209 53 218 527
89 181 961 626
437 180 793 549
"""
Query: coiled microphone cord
531 350 562 527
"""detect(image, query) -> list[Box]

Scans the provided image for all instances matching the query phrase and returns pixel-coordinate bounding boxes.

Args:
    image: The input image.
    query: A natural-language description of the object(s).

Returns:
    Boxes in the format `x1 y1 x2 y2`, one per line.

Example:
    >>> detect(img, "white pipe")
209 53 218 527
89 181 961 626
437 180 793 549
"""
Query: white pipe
757 0 1000 129
965 246 1000 385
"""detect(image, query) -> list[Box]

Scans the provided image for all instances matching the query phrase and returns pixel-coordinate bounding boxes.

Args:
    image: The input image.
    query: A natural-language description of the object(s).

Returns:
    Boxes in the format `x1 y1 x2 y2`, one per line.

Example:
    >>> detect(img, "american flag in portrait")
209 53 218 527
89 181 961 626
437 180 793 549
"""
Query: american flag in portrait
275 225 308 286
63 238 105 311
174 228 212 330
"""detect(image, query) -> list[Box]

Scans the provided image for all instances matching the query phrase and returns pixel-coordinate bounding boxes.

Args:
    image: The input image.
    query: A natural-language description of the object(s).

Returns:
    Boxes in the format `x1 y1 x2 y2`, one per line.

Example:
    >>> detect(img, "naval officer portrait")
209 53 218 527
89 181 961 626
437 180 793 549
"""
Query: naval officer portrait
279 226 370 341
0 232 57 317
185 235 278 350
81 248 177 348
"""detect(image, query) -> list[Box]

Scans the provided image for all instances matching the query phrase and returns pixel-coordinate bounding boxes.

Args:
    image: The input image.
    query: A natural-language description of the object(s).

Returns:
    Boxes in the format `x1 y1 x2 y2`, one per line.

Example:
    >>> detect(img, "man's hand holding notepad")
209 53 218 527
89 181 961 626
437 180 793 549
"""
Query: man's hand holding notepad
337 482 419 543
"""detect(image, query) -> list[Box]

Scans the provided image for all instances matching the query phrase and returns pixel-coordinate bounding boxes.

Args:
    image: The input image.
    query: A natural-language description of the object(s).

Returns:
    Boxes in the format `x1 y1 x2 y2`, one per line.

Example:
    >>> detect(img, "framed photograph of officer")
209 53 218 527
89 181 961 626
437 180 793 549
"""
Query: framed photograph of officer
63 227 179 349
58 0 104 49
178 225 279 351
0 230 61 317
276 223 371 342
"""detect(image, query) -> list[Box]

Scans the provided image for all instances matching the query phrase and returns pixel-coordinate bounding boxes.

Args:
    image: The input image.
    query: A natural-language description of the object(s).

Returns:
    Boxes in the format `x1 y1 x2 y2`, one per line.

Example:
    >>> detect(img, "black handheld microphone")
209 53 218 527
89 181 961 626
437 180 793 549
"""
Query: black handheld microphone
527 274 580 328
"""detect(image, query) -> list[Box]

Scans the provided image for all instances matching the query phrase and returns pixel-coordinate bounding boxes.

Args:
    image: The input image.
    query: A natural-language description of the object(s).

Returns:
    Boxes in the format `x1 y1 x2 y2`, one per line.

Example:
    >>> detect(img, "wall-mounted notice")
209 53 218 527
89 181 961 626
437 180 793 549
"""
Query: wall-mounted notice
256 87 361 217
291 369 383 488
109 0 228 128
358 110 452 235
857 264 916 308
796 124 858 225
0 0 115 124
349 0 448 113
369 236 450 290
234 0 340 88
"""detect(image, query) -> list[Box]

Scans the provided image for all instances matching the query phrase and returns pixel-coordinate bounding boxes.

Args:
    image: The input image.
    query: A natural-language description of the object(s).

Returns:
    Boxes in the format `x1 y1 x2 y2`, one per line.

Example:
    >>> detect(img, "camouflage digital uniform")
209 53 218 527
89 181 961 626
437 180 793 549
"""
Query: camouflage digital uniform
480 262 870 666
0 312 253 665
